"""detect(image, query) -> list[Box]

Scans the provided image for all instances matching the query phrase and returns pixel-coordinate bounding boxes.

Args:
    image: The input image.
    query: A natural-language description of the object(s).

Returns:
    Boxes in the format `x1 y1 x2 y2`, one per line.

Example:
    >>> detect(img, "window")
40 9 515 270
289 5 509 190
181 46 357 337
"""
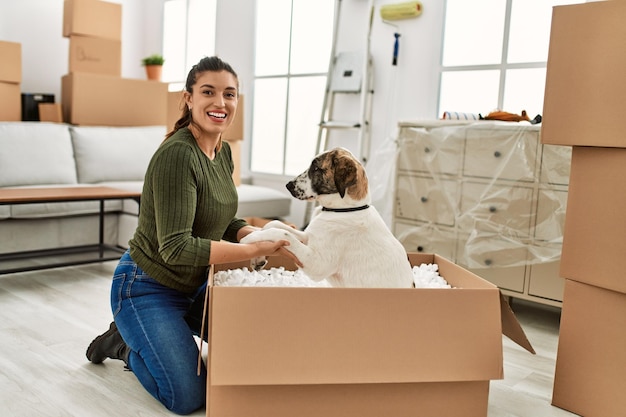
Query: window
162 0 217 88
250 0 335 176
438 0 583 118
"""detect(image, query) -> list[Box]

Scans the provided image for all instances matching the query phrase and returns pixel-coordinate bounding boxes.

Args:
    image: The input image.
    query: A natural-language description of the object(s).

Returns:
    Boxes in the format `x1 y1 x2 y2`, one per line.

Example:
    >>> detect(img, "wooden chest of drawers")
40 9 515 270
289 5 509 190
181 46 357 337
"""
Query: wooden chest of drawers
393 120 571 306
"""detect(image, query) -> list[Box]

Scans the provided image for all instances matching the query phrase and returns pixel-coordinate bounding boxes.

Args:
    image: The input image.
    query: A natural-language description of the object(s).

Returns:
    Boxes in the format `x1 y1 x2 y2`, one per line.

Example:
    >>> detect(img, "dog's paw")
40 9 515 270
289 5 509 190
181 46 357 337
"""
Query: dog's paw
250 256 268 271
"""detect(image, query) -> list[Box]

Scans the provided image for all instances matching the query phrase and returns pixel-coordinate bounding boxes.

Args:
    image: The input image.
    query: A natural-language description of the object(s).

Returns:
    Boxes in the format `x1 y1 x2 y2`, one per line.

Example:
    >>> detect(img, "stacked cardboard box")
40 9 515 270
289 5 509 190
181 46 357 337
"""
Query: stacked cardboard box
207 253 535 417
0 41 22 121
61 0 167 126
542 2 626 416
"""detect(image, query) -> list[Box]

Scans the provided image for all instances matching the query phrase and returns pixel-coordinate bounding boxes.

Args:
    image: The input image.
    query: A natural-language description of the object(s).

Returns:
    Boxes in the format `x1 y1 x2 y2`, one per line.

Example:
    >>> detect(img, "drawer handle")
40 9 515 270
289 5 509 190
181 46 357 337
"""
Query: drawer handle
420 196 428 203
417 246 424 252
494 151 502 158
489 206 497 213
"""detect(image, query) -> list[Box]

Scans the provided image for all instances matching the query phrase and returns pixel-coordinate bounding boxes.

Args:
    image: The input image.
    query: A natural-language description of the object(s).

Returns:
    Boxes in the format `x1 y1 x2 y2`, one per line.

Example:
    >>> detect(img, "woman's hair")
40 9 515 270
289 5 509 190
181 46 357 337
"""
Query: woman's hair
164 56 239 143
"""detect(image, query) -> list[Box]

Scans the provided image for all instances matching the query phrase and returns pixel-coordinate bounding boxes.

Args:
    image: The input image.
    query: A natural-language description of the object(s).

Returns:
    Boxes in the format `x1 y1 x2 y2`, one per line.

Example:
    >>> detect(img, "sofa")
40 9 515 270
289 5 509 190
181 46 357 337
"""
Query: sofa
0 122 291 256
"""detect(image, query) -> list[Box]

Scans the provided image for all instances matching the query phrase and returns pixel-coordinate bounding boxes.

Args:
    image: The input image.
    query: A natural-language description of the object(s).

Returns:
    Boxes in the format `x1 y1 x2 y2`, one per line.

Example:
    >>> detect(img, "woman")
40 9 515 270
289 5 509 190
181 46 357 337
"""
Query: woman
86 56 297 415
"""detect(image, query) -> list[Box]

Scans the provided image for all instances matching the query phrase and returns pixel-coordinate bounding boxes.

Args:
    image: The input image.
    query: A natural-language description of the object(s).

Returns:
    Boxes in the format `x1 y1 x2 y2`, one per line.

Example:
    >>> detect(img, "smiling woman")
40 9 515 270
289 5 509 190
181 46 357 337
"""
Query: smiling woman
85 56 299 415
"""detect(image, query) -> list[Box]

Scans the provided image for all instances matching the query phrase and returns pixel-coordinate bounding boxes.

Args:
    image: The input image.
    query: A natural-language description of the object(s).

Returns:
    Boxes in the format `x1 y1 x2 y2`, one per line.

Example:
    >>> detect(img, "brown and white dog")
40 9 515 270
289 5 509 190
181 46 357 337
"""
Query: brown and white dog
241 147 414 288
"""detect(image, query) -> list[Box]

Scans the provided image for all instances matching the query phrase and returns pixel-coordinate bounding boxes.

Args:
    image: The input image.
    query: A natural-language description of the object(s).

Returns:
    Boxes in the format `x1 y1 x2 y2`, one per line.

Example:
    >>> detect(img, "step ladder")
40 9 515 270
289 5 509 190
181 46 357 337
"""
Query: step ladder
304 0 375 226
315 0 374 165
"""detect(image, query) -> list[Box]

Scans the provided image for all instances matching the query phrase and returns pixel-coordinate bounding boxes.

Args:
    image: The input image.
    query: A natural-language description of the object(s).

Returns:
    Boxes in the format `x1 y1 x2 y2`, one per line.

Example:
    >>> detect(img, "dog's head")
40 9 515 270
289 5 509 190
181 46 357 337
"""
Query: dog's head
286 147 369 206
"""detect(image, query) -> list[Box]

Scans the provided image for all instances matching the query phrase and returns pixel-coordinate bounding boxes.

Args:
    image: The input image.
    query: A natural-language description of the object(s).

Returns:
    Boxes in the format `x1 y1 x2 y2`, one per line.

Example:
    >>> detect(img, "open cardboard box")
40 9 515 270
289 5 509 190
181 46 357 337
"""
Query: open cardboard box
206 253 534 417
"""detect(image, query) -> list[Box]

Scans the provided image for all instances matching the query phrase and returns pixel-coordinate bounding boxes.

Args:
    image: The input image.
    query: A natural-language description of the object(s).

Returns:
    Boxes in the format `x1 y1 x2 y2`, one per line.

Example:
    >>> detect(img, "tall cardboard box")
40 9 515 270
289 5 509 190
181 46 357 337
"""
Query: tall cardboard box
559 147 626 294
0 41 21 83
207 253 534 417
552 279 626 416
68 35 121 76
63 0 122 41
541 1 626 147
62 73 168 126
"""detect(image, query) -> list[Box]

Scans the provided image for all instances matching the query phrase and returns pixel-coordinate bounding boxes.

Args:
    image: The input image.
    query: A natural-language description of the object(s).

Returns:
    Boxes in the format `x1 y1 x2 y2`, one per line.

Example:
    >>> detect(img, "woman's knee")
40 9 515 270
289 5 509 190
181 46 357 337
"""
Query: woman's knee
161 382 206 415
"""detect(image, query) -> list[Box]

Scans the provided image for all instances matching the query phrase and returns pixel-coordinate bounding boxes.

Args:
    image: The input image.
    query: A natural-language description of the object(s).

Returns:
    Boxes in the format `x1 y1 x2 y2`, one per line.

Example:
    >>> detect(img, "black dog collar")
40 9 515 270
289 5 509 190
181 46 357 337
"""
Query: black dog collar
321 205 370 213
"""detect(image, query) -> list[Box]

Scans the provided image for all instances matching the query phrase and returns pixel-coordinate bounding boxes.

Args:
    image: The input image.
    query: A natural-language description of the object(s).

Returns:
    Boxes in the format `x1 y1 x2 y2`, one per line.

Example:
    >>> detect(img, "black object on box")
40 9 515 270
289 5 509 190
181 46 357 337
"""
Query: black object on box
21 93 55 121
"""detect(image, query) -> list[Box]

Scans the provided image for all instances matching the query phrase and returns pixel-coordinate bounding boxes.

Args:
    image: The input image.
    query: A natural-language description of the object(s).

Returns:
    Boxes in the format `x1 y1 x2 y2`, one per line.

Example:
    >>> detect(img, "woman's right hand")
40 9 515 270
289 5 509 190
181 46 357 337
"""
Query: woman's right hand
252 240 303 268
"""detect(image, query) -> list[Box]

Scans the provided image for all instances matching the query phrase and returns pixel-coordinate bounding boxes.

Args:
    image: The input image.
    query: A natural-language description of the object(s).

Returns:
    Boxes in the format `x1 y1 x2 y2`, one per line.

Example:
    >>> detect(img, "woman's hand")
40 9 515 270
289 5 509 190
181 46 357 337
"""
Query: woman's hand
252 240 303 268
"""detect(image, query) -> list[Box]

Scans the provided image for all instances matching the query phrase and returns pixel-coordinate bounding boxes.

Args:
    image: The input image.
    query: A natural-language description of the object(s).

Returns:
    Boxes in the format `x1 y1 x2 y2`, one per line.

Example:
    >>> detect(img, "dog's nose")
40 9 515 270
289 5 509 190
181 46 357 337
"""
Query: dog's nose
286 181 295 193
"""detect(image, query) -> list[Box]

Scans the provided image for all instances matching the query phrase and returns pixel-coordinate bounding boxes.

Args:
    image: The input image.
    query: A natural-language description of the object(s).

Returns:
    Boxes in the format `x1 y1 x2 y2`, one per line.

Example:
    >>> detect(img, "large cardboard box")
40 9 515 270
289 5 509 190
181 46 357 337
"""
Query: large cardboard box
63 0 122 41
62 73 168 126
0 82 21 121
0 41 21 83
542 1 626 147
552 279 626 416
224 139 241 186
68 35 121 76
559 146 626 294
166 91 245 141
207 253 535 417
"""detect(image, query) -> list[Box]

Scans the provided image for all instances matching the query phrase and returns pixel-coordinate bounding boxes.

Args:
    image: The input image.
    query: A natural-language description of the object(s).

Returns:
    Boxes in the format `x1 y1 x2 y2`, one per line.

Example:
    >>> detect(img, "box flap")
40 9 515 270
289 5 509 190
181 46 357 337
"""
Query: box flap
499 293 535 354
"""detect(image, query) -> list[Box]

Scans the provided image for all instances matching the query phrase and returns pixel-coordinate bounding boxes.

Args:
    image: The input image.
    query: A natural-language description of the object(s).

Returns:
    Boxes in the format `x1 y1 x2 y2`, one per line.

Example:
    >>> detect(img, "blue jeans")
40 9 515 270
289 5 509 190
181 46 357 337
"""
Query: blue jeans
110 250 208 415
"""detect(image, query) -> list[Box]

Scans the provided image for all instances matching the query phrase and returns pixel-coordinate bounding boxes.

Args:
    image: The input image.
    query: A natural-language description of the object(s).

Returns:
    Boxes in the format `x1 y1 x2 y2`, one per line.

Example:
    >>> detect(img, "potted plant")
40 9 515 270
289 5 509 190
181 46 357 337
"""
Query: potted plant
142 54 165 81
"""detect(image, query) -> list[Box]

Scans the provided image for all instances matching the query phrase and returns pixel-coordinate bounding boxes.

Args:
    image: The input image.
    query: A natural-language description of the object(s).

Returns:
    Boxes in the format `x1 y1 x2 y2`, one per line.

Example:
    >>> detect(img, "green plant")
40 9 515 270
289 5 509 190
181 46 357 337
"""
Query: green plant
141 54 165 66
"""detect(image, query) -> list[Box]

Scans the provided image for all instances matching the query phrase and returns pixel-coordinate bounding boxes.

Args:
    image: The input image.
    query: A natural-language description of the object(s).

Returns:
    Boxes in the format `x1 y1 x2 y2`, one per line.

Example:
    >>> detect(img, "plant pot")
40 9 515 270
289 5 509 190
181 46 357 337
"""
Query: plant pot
145 65 163 81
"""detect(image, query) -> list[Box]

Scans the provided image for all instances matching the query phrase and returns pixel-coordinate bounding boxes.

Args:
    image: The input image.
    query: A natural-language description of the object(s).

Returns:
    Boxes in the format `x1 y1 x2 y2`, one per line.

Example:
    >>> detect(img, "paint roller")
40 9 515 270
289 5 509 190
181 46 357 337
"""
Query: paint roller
380 1 423 65
380 1 423 21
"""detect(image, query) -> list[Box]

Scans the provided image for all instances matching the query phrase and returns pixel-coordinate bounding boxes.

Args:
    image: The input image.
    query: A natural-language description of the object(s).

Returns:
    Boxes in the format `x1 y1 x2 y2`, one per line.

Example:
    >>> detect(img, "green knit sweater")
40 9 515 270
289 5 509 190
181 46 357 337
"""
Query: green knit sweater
129 127 247 293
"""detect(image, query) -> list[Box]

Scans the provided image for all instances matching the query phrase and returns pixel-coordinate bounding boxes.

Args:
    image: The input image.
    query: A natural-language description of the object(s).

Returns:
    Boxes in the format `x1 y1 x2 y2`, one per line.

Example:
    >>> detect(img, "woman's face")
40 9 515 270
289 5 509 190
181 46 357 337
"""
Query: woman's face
185 70 238 139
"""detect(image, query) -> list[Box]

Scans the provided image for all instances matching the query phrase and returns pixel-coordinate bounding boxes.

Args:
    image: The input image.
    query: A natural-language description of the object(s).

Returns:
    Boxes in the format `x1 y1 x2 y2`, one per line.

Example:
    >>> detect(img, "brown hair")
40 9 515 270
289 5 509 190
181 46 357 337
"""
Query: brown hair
164 56 239 150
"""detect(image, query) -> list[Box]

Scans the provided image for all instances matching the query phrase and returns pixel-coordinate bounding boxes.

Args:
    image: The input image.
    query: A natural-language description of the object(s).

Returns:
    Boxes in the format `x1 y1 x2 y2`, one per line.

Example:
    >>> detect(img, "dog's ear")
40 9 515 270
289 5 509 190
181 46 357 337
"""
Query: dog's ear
333 155 358 198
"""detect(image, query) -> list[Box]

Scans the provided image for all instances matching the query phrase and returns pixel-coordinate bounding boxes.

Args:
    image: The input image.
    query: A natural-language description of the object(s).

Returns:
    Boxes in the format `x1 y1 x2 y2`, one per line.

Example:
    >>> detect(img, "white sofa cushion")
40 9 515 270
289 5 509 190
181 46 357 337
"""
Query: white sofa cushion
236 184 291 218
0 122 78 187
71 125 166 183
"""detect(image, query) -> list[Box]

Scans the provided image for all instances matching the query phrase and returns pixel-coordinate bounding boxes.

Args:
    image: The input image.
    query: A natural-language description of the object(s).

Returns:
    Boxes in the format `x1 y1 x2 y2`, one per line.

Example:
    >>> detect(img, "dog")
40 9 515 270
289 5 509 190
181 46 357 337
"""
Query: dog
241 147 414 288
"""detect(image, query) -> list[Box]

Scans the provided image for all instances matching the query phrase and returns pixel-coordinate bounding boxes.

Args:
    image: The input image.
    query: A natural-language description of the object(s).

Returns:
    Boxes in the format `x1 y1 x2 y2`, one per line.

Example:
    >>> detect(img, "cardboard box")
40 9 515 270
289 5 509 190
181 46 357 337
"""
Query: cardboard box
0 82 21 121
166 91 245 141
559 146 626 294
68 35 121 76
0 41 21 83
542 1 626 147
166 90 184 130
38 103 63 123
62 73 168 126
222 95 244 141
552 279 626 416
224 139 241 186
63 0 122 41
207 253 535 417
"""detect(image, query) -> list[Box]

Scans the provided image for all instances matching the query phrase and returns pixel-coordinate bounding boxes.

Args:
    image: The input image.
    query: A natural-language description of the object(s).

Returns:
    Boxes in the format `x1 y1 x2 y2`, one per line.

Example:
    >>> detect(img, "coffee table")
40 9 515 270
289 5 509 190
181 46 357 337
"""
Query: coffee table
0 186 141 274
